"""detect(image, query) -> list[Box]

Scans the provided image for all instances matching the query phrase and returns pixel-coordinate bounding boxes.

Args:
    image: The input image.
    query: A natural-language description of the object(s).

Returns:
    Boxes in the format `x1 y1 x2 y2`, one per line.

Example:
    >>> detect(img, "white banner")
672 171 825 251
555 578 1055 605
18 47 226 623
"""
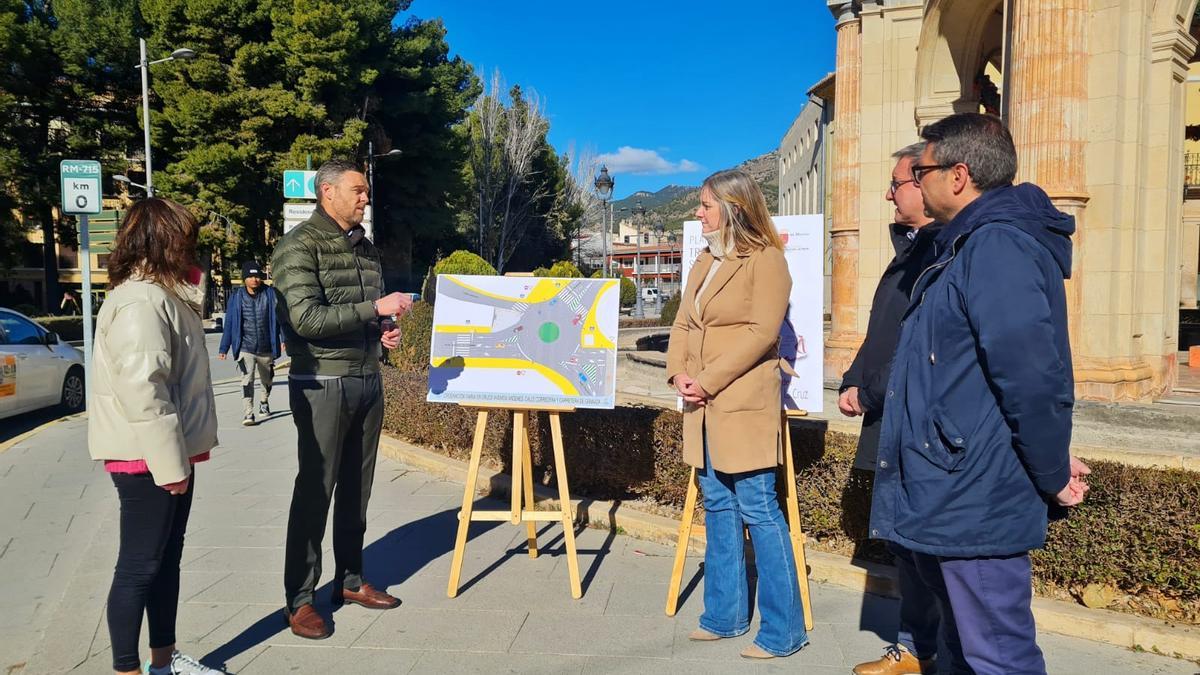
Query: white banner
681 215 824 413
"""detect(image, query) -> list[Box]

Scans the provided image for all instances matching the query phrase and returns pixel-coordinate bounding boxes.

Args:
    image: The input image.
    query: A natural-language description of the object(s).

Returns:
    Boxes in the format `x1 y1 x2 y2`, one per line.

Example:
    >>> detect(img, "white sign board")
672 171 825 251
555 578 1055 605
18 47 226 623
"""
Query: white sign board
426 275 619 409
681 216 825 412
60 160 102 215
283 203 372 240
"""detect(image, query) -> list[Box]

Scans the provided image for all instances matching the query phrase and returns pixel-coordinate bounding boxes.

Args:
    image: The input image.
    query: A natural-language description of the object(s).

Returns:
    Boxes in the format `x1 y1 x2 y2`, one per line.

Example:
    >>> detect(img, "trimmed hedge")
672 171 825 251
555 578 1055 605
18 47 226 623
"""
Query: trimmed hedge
381 360 1200 624
31 315 96 341
421 250 497 305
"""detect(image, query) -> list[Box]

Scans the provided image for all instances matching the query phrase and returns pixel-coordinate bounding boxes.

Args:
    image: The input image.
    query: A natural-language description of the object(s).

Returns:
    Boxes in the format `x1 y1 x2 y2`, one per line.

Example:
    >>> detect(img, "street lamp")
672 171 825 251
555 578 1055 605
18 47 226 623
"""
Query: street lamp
667 230 679 293
112 174 148 194
593 165 614 278
365 140 401 242
630 200 647 318
651 221 668 315
135 40 197 196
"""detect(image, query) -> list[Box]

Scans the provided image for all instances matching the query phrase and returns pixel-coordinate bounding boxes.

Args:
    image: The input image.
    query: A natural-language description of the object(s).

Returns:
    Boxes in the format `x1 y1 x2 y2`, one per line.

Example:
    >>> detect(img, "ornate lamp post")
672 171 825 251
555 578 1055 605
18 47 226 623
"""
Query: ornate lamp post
593 165 614 277
630 200 647 318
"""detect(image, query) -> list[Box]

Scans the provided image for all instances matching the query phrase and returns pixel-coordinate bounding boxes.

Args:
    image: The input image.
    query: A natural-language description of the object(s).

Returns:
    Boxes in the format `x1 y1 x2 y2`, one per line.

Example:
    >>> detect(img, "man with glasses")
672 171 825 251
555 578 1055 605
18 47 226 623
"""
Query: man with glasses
870 113 1091 674
843 144 961 675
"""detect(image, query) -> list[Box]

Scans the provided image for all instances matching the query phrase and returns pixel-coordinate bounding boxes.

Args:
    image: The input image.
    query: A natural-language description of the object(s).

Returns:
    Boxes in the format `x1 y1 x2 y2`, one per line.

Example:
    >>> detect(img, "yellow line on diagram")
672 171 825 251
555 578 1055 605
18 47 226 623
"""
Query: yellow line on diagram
445 276 565 304
579 280 617 350
431 357 580 396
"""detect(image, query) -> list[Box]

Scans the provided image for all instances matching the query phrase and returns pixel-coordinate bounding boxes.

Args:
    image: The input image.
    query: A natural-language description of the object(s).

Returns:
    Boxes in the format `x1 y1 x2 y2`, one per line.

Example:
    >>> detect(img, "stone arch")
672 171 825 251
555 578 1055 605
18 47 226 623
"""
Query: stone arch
1153 0 1198 31
914 0 1005 126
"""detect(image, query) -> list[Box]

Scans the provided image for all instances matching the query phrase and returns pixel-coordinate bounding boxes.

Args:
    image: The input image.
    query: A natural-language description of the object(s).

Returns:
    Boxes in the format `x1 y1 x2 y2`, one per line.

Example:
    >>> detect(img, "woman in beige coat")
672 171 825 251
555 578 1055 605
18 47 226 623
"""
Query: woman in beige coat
666 169 806 659
89 198 222 675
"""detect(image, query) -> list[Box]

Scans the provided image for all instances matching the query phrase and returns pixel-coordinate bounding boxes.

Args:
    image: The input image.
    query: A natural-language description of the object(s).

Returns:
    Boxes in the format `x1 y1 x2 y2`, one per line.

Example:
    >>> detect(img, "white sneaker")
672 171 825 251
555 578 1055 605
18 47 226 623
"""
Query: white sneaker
145 651 226 675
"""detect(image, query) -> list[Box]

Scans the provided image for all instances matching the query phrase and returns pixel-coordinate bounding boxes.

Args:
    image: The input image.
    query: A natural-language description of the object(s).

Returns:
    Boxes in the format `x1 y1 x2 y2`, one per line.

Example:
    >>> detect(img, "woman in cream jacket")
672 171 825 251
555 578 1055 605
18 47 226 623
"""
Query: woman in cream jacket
666 169 806 659
89 198 221 675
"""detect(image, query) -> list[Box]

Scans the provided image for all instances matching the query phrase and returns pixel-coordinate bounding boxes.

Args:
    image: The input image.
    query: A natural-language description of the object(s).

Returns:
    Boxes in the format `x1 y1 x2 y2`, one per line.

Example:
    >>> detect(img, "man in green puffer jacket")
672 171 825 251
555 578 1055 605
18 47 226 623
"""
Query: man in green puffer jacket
272 159 412 640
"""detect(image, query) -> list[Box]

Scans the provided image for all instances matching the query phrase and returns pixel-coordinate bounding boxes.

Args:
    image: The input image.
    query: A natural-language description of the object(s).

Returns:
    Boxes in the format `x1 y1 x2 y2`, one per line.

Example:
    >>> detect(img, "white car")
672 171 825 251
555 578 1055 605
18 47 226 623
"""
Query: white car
0 307 86 420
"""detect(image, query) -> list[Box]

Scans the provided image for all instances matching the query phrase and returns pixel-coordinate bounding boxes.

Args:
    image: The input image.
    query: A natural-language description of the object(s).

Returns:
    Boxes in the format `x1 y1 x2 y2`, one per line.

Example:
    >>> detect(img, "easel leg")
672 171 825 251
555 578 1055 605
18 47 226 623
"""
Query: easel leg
665 466 699 617
510 410 525 525
521 423 538 558
781 412 814 630
549 412 582 599
448 410 488 598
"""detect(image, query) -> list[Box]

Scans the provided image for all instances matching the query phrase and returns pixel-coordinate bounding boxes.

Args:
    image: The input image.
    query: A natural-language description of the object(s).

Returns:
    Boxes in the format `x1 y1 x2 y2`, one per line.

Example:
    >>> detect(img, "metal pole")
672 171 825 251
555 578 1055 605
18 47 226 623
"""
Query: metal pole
80 214 93 399
367 140 375 198
601 199 609 278
139 38 154 196
633 224 643 318
655 243 662 314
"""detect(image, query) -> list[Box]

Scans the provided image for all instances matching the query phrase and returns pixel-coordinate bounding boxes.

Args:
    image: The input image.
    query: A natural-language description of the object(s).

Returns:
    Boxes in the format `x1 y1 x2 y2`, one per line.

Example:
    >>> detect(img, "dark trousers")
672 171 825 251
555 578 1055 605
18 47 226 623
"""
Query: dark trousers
107 472 195 672
890 543 968 672
938 552 1045 674
284 373 383 611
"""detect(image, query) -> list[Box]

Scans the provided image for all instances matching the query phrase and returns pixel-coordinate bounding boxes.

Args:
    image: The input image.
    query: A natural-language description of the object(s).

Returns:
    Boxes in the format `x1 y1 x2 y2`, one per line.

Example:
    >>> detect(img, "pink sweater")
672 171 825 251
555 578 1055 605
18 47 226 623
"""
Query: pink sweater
105 452 210 475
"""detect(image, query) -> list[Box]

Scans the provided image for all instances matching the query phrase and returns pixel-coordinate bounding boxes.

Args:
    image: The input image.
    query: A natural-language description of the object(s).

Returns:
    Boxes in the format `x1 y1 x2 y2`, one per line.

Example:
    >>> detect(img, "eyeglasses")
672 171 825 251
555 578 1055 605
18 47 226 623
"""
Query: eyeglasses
887 178 916 195
910 163 953 186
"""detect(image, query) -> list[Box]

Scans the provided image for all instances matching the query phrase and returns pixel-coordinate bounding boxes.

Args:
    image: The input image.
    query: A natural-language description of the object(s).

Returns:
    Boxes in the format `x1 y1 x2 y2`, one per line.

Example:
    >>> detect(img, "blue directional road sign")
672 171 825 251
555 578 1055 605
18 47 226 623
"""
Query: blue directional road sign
283 170 317 200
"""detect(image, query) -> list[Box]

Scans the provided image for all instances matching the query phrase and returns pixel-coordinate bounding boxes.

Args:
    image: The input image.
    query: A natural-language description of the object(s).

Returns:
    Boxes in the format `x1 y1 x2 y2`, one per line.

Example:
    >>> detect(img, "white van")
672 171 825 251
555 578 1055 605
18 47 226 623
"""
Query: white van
642 287 660 303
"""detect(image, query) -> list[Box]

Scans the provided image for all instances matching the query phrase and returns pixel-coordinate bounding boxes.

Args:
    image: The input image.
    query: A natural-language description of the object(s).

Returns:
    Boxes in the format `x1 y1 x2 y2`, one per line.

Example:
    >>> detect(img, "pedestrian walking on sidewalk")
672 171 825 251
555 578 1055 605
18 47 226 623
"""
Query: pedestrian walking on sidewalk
665 169 808 660
870 113 1091 675
273 159 412 640
88 198 225 675
218 260 284 426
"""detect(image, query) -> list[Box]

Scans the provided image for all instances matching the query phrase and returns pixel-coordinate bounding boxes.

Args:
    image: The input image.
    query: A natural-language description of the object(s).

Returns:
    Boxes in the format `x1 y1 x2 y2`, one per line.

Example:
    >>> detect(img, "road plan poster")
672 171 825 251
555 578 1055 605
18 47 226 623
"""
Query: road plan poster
426 275 619 409
682 215 824 413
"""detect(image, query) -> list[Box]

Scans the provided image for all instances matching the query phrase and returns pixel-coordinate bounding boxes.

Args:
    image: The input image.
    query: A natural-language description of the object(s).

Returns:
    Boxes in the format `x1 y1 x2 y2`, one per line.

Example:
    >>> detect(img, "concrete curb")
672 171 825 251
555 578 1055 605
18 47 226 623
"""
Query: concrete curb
378 433 1200 663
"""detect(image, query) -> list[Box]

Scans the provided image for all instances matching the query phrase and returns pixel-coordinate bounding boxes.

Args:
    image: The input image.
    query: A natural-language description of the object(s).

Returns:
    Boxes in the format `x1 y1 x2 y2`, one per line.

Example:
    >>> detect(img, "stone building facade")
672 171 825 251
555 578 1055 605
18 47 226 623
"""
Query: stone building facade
825 0 1200 402
779 74 836 313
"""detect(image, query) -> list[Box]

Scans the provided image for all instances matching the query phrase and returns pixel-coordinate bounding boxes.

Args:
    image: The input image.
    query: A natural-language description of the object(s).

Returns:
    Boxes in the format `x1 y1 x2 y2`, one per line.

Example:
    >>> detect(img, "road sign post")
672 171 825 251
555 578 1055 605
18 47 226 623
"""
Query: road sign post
283 170 317 199
60 160 102 397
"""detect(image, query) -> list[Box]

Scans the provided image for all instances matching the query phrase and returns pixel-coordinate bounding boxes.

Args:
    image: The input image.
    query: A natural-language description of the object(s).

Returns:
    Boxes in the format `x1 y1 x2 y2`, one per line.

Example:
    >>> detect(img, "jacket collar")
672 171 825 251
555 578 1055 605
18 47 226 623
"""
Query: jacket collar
690 250 748 320
310 205 347 235
129 268 207 315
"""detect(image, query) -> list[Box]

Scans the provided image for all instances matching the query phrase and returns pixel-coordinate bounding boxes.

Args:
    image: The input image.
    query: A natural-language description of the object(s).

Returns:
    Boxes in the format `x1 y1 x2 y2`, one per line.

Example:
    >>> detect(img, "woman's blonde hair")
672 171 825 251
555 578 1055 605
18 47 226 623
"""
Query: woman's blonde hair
701 169 783 253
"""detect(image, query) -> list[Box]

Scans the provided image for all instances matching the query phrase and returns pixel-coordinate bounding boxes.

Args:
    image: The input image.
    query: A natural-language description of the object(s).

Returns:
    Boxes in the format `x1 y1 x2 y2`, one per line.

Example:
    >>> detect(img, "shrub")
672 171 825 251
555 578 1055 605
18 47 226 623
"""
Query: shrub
423 250 497 305
379 362 1200 624
619 277 636 306
389 301 434 372
542 260 583 278
659 293 681 326
31 315 96 341
531 266 551 277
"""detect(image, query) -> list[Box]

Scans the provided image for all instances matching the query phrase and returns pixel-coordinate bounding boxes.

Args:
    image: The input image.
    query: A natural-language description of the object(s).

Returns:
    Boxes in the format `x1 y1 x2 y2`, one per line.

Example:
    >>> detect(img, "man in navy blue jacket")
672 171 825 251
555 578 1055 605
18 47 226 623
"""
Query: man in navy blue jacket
219 261 284 426
871 113 1090 675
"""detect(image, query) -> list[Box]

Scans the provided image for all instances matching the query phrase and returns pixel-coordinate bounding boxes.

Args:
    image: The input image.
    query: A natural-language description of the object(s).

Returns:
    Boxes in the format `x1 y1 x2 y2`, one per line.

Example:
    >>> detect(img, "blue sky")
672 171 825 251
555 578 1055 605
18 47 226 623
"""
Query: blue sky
400 1 836 199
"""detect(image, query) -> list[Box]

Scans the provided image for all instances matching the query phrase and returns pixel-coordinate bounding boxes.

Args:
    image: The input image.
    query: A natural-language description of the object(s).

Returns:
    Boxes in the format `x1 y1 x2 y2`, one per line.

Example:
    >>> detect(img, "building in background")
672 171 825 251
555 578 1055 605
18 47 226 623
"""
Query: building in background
779 73 835 316
823 0 1200 402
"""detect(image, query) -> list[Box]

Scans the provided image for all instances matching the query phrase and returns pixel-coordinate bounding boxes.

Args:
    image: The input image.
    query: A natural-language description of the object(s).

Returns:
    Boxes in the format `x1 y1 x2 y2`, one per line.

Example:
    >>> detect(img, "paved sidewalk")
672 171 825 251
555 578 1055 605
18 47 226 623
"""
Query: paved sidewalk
1 377 1196 674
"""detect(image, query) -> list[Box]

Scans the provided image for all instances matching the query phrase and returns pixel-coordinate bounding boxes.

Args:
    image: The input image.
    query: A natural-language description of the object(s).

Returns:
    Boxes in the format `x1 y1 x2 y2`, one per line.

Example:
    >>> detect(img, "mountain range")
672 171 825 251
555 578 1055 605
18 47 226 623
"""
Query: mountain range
608 149 779 230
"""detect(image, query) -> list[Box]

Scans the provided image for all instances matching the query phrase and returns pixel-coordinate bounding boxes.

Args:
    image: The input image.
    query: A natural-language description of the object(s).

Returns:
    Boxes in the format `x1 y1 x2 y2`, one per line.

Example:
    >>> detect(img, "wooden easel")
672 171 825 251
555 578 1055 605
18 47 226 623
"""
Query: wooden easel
664 409 814 630
446 403 582 599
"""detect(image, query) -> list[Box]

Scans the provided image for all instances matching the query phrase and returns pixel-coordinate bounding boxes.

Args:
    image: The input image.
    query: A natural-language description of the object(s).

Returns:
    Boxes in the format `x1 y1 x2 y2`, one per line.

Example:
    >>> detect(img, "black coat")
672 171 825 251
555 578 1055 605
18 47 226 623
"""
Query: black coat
840 222 941 470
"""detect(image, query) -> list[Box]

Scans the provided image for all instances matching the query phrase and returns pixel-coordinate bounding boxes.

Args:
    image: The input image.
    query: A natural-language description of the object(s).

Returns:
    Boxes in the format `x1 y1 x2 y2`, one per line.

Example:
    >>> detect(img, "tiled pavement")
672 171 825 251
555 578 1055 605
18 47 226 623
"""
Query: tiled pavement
1 377 1196 674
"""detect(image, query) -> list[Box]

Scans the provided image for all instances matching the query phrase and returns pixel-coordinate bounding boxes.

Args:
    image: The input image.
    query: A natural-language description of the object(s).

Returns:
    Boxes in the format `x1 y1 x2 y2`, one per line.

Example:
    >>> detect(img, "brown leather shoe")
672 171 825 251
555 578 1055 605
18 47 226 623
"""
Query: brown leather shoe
852 645 936 675
333 582 401 610
285 604 331 640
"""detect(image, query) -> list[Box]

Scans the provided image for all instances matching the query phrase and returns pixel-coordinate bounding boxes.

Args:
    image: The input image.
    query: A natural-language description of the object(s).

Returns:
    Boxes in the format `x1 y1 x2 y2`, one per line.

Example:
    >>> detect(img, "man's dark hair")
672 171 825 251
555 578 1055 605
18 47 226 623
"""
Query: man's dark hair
920 113 1016 191
314 159 362 199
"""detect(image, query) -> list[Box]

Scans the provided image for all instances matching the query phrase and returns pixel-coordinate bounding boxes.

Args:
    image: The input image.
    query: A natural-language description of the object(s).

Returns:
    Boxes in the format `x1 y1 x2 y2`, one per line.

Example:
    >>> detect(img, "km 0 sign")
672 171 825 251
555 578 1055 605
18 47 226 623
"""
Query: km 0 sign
60 160 102 215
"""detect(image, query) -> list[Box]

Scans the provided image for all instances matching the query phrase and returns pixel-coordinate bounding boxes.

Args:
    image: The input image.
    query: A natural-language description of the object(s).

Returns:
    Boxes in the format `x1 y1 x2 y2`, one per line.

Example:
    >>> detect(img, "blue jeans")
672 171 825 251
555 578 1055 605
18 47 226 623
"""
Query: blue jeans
697 441 808 656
